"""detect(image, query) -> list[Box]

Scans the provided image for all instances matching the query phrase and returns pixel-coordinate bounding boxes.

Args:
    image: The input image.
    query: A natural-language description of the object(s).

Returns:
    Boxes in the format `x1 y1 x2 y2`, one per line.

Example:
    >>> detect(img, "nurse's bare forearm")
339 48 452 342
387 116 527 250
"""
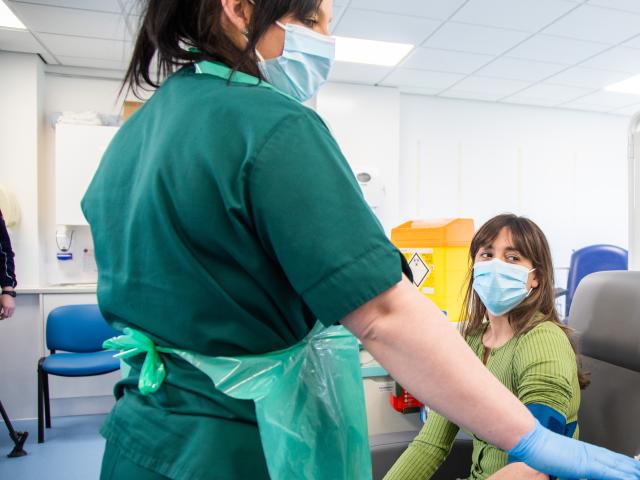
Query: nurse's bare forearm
341 277 535 451
488 463 548 480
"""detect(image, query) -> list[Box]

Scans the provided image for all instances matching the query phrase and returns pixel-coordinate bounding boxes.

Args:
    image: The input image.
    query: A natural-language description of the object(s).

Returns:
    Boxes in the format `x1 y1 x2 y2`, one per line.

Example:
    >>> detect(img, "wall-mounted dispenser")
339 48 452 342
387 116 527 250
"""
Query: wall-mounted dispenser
356 168 386 210
56 226 75 261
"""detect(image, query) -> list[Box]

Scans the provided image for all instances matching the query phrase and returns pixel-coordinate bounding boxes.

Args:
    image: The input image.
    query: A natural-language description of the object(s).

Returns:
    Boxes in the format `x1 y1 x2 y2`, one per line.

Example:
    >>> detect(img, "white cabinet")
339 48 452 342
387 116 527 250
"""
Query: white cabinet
55 124 118 225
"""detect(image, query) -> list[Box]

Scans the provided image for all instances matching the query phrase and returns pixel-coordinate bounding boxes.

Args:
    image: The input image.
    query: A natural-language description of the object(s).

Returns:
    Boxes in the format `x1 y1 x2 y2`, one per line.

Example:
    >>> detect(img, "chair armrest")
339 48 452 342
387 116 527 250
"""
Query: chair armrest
554 288 567 298
370 431 419 480
370 432 472 480
432 438 473 480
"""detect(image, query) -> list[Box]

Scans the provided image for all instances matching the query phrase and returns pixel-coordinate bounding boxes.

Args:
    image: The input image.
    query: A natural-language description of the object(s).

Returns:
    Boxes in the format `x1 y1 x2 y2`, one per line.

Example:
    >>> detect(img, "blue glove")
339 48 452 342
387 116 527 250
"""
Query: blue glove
509 420 640 480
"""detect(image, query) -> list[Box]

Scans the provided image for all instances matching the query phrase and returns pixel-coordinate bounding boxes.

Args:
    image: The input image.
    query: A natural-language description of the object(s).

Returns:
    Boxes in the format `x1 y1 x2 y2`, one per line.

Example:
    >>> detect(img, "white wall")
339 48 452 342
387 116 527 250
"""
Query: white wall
399 94 629 274
5 61 632 284
0 61 127 287
0 52 44 287
42 74 123 285
318 83 400 233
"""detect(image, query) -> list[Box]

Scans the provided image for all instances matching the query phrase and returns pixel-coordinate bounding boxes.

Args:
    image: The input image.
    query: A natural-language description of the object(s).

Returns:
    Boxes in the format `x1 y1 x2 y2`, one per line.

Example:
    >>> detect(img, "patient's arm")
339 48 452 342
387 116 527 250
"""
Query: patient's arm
488 462 548 480
384 411 459 480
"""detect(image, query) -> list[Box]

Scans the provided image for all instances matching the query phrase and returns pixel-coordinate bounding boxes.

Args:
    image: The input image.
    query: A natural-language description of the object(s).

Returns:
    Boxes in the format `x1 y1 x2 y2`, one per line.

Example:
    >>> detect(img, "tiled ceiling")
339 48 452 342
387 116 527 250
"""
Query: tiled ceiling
2 0 640 115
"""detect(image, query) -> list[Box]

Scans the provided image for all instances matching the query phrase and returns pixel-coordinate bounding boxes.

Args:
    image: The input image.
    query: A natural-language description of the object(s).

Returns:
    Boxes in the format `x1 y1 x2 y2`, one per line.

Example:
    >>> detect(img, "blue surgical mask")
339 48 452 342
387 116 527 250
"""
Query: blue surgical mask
256 21 335 102
472 259 536 316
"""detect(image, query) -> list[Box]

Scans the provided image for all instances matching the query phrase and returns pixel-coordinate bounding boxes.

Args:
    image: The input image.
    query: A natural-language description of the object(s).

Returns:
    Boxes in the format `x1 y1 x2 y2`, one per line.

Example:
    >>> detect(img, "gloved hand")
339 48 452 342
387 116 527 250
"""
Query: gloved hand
509 420 640 480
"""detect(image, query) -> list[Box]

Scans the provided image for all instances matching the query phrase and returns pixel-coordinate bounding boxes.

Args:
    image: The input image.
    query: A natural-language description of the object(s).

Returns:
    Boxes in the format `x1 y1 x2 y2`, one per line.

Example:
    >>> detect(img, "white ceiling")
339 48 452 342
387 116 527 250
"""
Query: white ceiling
2 0 640 115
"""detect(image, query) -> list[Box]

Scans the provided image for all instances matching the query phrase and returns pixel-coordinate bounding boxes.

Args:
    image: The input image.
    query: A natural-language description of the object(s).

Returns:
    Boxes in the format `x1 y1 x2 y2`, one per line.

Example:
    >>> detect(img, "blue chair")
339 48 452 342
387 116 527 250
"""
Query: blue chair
561 245 628 320
37 305 120 443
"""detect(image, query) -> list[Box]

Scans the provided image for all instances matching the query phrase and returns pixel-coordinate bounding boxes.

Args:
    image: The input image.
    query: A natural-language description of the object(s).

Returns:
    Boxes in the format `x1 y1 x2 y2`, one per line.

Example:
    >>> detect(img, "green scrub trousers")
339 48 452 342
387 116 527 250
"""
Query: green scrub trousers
101 442 169 480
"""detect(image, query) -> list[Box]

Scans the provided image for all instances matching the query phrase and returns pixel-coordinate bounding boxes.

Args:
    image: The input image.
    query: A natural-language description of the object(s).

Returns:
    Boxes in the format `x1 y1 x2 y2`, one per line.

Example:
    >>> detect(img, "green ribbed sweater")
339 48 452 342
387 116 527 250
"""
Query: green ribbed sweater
384 318 581 480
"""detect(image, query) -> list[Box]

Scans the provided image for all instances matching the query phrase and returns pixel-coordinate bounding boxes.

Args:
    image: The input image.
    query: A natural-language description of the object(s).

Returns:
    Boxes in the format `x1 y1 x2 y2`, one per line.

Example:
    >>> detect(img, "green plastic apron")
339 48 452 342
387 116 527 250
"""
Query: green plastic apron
105 321 371 479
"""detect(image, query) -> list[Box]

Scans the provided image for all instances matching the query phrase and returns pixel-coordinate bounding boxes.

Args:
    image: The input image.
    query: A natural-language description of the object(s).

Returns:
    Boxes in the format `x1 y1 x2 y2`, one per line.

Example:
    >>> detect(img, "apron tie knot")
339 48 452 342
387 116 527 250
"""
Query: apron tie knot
103 328 167 395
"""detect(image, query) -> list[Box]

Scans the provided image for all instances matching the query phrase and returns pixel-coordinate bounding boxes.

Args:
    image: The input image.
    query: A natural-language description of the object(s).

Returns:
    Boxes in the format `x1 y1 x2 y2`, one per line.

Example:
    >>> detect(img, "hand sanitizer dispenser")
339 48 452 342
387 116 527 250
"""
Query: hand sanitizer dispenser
56 226 74 261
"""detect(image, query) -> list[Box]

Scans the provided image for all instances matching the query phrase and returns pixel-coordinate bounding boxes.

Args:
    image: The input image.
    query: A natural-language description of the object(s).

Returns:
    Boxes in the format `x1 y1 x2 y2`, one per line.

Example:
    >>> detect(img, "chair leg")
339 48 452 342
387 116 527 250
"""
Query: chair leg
37 366 44 444
43 372 51 429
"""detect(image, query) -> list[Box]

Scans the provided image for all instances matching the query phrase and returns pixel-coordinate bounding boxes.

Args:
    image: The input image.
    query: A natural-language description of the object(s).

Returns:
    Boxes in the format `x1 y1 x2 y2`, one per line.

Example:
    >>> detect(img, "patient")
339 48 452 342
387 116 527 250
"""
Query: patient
385 214 589 480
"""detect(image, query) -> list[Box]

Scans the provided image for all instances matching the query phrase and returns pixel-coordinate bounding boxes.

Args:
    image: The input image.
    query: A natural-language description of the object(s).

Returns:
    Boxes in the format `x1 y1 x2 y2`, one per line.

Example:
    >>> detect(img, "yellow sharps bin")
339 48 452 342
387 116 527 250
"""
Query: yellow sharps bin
391 219 474 324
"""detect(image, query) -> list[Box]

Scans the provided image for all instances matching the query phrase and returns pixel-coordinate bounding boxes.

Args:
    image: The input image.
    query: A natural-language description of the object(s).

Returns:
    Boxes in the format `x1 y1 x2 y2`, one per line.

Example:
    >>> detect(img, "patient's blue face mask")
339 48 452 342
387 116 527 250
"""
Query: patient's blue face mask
256 21 335 102
472 259 536 316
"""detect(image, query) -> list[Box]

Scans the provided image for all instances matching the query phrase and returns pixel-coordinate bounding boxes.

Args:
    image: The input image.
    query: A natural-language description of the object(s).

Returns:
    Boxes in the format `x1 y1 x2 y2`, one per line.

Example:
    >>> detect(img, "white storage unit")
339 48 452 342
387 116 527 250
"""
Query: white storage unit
55 124 118 225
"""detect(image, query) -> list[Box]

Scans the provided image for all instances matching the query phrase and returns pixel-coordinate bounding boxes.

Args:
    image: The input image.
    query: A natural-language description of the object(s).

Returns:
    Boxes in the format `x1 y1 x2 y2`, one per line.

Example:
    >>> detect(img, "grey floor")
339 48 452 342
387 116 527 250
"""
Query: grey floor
0 414 105 480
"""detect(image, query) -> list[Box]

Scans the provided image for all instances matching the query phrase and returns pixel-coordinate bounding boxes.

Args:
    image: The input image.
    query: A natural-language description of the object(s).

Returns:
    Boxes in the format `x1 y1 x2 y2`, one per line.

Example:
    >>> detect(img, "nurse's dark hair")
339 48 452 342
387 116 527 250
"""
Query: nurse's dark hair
460 214 590 389
122 0 322 97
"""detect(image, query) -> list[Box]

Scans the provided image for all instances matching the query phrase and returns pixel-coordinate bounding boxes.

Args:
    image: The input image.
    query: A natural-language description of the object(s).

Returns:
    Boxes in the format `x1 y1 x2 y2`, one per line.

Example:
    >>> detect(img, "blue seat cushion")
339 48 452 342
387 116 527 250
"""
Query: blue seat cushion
42 350 120 377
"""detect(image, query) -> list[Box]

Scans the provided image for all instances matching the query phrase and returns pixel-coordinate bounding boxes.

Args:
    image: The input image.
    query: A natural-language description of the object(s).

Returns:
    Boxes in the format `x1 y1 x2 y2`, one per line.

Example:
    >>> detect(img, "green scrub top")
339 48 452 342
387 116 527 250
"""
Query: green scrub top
82 62 406 480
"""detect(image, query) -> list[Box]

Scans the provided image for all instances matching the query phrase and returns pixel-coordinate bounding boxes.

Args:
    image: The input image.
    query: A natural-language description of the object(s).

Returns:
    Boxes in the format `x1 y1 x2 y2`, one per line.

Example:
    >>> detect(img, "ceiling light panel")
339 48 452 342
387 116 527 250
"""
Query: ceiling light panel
335 36 414 67
0 1 25 29
605 75 640 95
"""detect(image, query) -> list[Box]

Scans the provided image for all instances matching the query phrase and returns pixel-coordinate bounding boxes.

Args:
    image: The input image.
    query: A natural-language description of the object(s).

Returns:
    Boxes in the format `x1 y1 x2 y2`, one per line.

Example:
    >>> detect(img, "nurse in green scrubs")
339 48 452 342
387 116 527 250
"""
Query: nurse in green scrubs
82 0 640 479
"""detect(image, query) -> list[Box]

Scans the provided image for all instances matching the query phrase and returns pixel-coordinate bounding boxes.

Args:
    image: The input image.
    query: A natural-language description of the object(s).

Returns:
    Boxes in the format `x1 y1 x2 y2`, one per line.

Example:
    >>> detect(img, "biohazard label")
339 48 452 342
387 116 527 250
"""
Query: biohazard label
408 253 430 287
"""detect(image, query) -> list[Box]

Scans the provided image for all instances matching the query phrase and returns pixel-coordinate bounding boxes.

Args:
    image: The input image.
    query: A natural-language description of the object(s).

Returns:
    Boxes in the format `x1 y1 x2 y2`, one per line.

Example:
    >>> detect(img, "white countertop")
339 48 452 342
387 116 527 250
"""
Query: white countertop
16 284 98 294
